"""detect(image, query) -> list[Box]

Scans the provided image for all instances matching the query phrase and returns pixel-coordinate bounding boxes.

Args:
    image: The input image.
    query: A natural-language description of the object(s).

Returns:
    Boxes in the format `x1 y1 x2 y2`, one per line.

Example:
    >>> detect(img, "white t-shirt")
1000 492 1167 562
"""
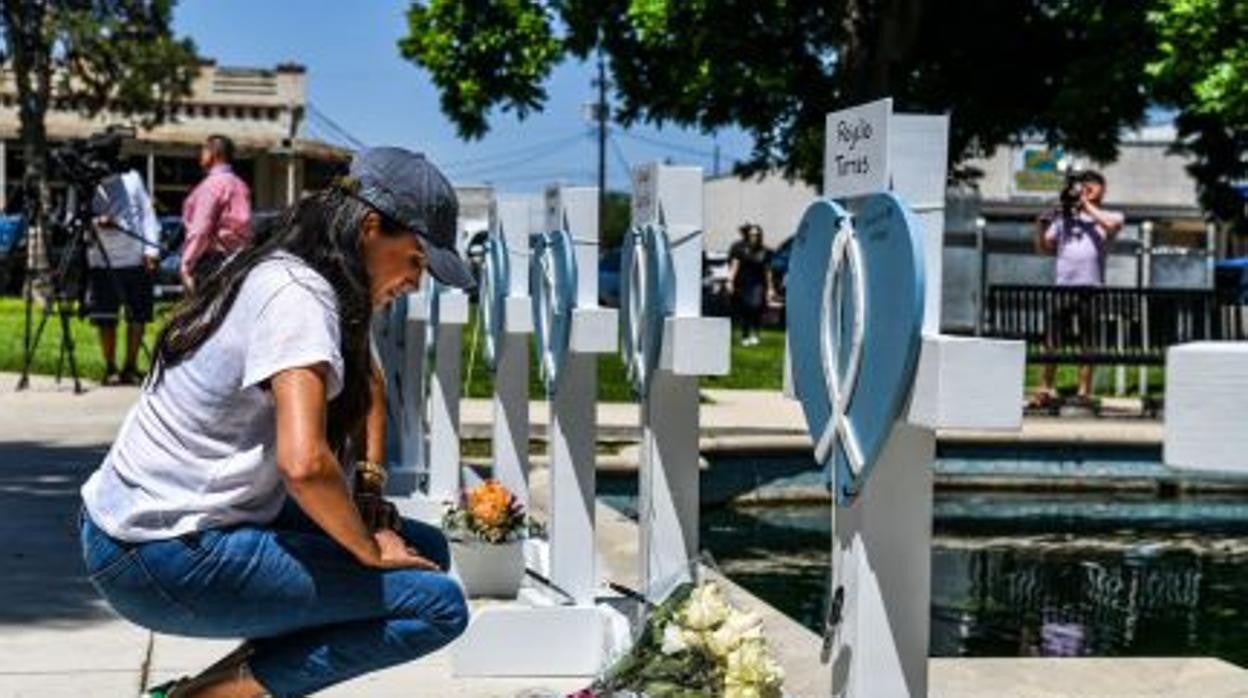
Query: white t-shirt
82 252 345 542
86 169 162 269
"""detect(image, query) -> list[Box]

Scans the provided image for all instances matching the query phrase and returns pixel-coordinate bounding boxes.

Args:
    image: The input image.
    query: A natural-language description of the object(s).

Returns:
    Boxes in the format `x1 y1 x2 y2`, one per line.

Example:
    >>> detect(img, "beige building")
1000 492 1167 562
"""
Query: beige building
0 60 351 215
703 172 816 253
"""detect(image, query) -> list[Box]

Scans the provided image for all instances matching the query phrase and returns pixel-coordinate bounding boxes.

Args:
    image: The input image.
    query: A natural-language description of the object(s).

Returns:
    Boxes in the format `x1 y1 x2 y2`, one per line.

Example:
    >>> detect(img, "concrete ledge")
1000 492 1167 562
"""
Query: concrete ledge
930 657 1248 698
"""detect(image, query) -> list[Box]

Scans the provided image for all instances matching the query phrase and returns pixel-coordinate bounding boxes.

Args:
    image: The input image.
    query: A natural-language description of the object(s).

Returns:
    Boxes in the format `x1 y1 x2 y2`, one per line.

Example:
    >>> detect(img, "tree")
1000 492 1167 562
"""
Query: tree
398 0 1154 187
1147 0 1248 233
1 0 198 271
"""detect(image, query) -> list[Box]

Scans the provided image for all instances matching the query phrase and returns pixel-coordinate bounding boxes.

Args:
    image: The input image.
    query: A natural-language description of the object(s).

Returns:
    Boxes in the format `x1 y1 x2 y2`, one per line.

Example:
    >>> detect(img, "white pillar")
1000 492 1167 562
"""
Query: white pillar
630 163 730 601
428 288 468 501
545 185 615 604
286 156 297 205
492 196 536 506
831 422 934 697
146 148 155 200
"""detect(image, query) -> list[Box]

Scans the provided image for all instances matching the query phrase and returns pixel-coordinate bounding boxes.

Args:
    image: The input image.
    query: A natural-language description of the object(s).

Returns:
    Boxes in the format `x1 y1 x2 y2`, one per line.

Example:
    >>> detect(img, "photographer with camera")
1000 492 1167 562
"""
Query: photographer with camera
82 136 162 386
1032 169 1124 408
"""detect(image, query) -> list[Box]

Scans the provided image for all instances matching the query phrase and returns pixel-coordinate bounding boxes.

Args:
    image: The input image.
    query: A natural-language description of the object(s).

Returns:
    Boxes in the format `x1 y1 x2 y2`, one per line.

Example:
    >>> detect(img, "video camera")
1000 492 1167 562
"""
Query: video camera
48 125 135 187
1058 172 1085 218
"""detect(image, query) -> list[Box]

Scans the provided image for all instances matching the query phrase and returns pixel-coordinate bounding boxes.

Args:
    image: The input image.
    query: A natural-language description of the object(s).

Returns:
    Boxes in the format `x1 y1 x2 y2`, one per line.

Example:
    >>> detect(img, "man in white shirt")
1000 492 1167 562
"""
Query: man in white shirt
83 149 162 386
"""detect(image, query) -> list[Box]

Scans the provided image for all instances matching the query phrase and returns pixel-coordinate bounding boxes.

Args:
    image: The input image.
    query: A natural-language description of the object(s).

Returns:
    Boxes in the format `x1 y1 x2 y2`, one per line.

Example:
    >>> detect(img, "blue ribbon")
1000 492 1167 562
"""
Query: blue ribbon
529 229 577 396
480 232 510 372
619 223 675 399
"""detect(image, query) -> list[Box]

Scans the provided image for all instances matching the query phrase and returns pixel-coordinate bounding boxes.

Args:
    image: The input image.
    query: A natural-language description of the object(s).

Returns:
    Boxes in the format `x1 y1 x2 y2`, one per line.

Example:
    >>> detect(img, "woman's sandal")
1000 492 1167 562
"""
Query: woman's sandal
143 642 256 697
143 678 189 698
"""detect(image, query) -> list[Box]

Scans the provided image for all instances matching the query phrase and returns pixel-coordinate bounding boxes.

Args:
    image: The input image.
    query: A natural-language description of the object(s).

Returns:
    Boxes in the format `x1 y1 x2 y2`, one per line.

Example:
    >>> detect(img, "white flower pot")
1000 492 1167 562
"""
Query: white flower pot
451 538 526 599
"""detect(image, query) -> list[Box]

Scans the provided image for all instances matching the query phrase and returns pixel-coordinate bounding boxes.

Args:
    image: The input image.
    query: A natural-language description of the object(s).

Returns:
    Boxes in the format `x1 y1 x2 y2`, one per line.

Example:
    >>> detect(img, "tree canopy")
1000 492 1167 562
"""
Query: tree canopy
1147 0 1248 230
399 0 1155 187
0 0 199 267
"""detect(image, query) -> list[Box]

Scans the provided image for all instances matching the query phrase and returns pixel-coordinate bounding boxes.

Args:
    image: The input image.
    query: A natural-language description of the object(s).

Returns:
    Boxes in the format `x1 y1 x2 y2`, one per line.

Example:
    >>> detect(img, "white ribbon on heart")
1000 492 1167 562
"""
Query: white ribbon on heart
813 217 868 476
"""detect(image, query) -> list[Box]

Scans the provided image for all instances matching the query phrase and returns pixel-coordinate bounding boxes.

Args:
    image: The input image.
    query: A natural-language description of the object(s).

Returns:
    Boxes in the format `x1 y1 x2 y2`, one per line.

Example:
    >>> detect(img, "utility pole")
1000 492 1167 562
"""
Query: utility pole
594 47 608 233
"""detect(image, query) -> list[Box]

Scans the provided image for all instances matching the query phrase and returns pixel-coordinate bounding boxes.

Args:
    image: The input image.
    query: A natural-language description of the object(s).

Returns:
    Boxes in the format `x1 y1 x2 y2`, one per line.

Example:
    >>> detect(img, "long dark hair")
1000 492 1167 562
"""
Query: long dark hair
151 187 399 452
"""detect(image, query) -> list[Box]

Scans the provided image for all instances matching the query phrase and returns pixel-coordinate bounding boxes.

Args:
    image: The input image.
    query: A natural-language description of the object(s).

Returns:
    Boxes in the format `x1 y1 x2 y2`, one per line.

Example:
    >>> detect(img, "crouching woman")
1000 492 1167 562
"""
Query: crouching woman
78 148 478 697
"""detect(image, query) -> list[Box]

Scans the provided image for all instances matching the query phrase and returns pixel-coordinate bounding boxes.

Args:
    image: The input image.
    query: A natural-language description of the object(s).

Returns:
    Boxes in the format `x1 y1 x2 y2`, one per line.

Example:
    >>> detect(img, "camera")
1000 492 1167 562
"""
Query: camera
49 127 130 187
1059 175 1084 217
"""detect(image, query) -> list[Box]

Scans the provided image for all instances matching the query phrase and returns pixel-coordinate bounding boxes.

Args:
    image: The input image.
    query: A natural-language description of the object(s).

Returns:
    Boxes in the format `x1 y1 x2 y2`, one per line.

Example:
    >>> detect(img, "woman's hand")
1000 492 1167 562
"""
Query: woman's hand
354 489 399 532
369 529 440 571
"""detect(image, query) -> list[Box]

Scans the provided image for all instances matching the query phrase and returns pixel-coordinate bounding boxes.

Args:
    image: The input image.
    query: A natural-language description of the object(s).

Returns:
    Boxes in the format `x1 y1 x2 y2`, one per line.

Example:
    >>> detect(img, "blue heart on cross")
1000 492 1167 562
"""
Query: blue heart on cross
786 192 925 505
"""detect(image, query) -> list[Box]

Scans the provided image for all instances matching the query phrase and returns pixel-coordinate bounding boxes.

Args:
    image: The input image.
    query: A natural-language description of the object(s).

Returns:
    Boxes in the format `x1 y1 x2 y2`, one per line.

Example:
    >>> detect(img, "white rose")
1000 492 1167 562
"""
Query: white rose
660 622 689 655
706 610 764 658
679 582 731 631
724 685 764 698
725 638 785 696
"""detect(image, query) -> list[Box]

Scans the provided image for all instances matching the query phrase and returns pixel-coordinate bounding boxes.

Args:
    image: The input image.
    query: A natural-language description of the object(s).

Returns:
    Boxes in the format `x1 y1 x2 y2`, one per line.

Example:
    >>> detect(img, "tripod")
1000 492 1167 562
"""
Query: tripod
16 200 93 393
16 174 154 393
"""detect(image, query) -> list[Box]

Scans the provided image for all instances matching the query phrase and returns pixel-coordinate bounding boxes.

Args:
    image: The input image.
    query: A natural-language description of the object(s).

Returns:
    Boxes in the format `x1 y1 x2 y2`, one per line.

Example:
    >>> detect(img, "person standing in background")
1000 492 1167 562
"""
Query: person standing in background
180 134 252 290
1032 170 1125 408
727 223 775 346
83 135 162 386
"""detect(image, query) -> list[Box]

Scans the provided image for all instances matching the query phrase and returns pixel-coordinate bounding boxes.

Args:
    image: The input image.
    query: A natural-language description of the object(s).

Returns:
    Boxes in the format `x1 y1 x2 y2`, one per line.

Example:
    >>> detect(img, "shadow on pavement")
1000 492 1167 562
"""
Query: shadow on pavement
0 441 115 627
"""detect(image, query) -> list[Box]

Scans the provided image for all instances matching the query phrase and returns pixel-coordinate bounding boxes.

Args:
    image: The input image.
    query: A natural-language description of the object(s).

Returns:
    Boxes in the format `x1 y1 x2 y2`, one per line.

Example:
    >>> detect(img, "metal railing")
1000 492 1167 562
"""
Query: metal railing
984 285 1247 365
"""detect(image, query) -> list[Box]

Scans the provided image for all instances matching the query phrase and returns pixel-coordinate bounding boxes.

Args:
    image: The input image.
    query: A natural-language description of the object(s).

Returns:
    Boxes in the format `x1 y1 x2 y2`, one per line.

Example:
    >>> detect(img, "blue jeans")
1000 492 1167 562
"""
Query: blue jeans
80 504 469 697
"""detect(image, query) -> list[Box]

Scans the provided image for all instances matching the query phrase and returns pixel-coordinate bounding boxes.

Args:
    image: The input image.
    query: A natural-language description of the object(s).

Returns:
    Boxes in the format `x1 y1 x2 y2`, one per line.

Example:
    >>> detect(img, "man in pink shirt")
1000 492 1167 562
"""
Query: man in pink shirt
180 134 252 290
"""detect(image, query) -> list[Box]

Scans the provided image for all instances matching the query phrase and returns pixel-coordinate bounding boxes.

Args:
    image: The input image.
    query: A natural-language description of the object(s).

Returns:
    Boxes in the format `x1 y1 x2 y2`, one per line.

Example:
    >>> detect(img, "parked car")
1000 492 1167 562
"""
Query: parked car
599 246 622 307
152 209 286 299
0 214 27 294
151 215 185 299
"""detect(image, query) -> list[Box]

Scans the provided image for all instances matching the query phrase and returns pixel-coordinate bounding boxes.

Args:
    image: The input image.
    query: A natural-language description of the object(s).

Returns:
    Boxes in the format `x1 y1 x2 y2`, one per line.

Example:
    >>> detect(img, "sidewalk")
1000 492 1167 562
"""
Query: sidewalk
0 375 822 697
7 374 1231 698
0 375 587 697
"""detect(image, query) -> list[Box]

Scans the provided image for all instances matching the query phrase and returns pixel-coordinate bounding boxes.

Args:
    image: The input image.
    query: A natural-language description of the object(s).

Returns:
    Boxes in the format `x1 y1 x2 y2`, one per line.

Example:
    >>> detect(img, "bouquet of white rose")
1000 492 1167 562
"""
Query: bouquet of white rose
569 581 785 698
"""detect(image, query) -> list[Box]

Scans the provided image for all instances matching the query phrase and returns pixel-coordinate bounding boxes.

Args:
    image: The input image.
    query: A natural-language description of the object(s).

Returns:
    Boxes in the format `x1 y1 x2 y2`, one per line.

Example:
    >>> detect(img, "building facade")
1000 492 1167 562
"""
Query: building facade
0 61 351 216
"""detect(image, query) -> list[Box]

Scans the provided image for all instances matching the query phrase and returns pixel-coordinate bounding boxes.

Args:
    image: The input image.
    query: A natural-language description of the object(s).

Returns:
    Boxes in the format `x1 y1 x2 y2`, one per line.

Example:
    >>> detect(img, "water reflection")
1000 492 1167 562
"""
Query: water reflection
930 542 1241 661
701 500 1248 667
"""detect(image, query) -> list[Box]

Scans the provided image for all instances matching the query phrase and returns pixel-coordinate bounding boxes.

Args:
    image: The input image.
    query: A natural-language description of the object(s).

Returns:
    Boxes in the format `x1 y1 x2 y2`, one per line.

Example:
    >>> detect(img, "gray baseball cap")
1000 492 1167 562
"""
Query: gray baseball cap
348 147 476 289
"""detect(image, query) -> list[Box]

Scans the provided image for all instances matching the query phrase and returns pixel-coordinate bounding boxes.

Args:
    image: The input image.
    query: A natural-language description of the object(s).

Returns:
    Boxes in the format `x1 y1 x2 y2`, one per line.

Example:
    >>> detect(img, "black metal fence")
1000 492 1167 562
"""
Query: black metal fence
984 285 1247 365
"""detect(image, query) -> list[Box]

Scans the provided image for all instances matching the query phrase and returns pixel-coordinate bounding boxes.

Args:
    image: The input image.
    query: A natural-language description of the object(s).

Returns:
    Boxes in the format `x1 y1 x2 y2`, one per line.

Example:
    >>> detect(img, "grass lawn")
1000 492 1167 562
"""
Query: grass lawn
460 309 787 400
0 294 1160 400
0 296 170 382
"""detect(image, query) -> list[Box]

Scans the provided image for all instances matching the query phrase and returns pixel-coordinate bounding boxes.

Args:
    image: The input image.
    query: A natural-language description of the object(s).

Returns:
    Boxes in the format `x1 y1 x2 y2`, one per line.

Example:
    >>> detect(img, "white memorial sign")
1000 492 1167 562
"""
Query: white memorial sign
823 97 891 199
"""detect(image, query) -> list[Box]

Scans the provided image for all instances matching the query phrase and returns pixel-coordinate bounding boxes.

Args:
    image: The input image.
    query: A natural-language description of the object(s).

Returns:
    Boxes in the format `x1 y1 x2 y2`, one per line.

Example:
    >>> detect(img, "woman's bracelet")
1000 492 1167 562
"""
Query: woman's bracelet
356 460 388 492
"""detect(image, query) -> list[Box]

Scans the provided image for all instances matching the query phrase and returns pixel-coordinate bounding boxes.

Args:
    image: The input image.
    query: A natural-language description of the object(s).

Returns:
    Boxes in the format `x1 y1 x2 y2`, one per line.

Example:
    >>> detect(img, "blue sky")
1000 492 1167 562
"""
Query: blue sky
174 0 754 193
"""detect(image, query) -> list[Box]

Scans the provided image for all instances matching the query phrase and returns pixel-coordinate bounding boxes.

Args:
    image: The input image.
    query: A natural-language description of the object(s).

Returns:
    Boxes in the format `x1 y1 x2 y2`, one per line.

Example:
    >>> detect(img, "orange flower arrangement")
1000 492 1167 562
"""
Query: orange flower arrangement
444 479 530 544
467 480 514 530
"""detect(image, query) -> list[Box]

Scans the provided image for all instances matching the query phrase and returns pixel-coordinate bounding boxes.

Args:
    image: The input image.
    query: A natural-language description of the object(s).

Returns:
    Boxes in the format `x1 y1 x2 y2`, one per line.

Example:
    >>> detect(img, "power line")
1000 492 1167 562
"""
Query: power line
607 132 632 180
449 132 592 180
441 131 592 170
482 169 596 185
306 102 366 149
615 128 746 164
308 107 365 149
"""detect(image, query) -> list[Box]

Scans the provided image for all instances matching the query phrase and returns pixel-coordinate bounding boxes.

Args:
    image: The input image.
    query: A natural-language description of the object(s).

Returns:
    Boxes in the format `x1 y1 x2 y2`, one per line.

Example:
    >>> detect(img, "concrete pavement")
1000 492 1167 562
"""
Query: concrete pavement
0 375 587 697
6 373 1244 698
